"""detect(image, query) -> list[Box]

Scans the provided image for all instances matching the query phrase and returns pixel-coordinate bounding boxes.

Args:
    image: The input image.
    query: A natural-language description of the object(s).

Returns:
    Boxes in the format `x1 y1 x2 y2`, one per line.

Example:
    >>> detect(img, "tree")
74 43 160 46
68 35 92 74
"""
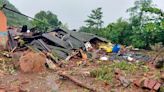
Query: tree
104 18 130 45
85 7 104 30
0 0 30 27
80 0 164 49
31 11 62 32
142 7 164 45
127 0 156 48
127 0 153 29
126 0 164 48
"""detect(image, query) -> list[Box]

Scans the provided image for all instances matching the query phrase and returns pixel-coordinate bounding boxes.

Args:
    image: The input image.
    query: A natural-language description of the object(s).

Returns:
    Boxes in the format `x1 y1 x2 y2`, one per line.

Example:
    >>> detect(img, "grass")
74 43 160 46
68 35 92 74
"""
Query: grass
90 61 149 83
0 61 16 74
0 52 16 74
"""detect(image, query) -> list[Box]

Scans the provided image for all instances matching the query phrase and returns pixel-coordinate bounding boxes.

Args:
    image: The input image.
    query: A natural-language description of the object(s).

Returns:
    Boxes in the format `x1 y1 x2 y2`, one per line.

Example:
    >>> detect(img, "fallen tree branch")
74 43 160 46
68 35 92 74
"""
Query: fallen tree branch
58 72 97 92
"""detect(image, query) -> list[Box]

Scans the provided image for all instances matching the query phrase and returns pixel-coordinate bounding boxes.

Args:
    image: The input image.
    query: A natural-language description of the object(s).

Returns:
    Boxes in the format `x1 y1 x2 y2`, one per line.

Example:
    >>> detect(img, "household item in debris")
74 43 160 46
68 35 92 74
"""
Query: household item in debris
112 44 120 53
99 43 113 53
85 42 93 51
100 56 108 61
80 49 88 60
7 28 108 59
127 56 134 62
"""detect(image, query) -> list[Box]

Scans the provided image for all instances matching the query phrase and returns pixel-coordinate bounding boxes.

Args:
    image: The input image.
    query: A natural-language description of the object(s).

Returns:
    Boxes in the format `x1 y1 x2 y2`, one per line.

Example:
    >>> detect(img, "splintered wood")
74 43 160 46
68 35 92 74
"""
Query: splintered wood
58 72 97 92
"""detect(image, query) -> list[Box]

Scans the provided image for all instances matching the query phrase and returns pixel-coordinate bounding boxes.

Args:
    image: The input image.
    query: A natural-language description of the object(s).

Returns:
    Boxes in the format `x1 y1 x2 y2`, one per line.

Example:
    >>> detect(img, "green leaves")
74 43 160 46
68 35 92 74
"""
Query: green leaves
0 0 30 27
85 7 103 29
91 61 150 83
31 11 62 32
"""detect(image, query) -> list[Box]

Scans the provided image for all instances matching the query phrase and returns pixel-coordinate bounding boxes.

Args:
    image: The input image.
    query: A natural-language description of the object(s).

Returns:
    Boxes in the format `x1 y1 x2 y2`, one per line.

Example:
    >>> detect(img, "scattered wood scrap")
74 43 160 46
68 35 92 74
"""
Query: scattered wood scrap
58 72 97 92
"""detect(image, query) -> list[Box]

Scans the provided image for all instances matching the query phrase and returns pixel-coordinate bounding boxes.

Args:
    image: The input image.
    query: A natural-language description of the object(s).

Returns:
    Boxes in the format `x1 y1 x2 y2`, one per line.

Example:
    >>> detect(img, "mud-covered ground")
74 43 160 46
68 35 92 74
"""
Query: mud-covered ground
0 50 164 92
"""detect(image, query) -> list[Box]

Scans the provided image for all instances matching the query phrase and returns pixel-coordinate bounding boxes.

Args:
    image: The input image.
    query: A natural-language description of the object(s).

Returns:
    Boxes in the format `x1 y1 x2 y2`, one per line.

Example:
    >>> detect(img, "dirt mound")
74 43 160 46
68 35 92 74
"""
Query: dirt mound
19 51 46 73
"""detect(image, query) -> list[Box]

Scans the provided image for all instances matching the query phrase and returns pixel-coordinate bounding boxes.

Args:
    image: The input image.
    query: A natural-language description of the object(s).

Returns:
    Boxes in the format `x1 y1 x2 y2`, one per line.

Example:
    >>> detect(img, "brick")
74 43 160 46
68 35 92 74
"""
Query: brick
153 82 161 91
133 79 141 87
143 79 149 88
147 80 157 89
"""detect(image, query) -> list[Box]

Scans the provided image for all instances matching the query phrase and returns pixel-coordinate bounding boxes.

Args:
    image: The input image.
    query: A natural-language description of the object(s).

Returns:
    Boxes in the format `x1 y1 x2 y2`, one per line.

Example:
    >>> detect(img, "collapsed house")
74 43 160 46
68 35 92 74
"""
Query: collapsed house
7 27 108 60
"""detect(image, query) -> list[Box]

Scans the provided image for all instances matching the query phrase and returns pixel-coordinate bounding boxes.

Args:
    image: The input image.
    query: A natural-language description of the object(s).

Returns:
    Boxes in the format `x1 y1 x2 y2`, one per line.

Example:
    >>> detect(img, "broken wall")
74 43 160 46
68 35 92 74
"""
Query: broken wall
0 11 8 50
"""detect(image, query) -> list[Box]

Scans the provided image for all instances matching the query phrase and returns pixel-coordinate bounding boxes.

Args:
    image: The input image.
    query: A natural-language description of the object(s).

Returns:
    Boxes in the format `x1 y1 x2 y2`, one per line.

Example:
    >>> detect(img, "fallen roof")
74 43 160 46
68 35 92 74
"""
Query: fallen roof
7 28 109 59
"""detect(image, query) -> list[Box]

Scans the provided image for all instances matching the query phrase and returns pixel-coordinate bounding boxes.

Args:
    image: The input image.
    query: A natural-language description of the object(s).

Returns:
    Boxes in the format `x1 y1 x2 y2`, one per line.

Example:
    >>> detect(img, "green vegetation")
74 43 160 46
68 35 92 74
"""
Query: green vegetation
0 0 63 31
31 11 62 32
0 61 16 74
0 0 30 26
84 7 103 30
80 7 104 34
1 0 164 49
80 0 164 49
90 61 149 82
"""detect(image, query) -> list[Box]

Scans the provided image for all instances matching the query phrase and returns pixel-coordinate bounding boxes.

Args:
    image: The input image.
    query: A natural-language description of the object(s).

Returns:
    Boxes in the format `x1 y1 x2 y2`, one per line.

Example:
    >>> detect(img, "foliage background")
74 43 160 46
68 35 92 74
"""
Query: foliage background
1 0 164 49
0 0 30 27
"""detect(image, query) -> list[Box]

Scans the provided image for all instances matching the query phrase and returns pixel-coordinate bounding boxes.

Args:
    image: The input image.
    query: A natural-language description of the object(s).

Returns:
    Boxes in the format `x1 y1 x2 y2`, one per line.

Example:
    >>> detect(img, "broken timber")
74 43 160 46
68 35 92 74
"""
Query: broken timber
58 72 97 92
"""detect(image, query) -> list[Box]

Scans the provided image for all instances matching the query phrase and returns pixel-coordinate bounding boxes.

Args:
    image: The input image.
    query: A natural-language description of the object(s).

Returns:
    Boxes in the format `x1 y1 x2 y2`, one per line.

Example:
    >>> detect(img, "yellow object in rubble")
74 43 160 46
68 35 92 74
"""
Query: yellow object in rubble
99 43 113 53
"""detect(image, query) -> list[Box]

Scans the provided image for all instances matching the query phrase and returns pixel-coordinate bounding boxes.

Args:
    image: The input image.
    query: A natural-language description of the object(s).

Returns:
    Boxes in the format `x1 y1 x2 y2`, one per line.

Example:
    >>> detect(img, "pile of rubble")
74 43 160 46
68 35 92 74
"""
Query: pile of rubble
7 27 107 59
1 26 164 92
6 27 109 72
5 26 162 71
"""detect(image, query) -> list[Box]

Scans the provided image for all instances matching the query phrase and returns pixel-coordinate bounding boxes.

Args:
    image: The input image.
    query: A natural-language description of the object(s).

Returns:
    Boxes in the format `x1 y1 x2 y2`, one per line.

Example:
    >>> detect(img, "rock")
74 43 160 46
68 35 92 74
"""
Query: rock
118 76 131 87
19 51 46 73
155 58 164 68
114 68 122 75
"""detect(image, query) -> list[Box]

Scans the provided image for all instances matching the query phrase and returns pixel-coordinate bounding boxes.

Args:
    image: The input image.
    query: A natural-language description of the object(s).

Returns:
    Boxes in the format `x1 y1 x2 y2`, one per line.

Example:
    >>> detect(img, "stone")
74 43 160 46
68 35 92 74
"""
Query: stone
19 51 46 73
118 76 131 87
114 68 122 75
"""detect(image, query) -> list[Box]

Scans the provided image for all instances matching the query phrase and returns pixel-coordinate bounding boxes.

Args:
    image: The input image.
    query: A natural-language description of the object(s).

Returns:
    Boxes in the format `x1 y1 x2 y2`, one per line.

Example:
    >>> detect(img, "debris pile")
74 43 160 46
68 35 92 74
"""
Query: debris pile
0 26 163 92
7 27 107 60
